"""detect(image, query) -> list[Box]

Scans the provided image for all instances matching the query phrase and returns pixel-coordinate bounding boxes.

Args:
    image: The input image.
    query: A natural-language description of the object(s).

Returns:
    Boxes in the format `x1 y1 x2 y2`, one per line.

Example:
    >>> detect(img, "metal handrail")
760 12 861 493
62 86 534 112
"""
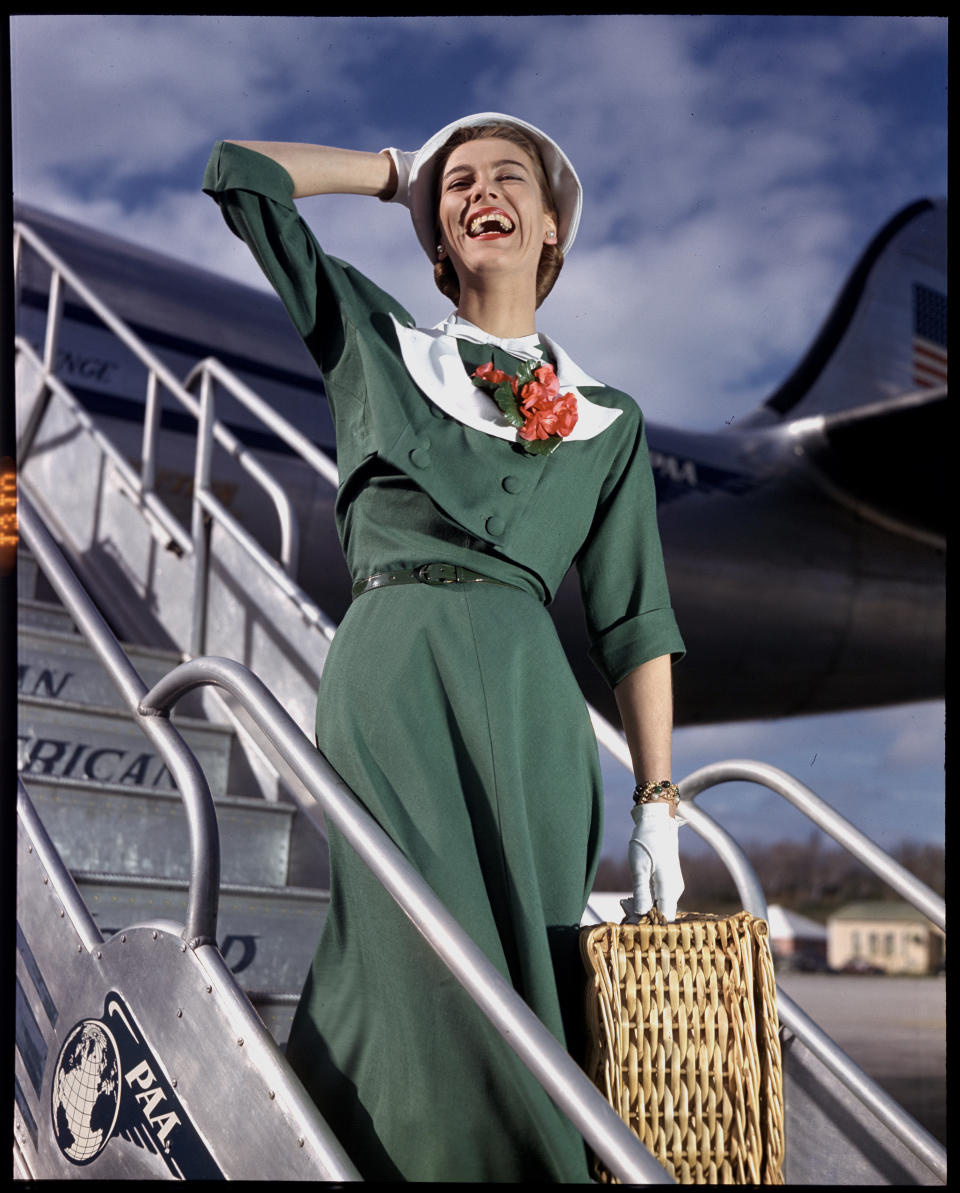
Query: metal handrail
17 489 221 948
16 489 670 1184
590 711 946 1181
681 758 945 930
14 221 320 636
184 362 337 653
14 334 193 555
193 485 338 637
589 714 945 930
137 655 673 1185
680 801 946 1182
183 357 340 489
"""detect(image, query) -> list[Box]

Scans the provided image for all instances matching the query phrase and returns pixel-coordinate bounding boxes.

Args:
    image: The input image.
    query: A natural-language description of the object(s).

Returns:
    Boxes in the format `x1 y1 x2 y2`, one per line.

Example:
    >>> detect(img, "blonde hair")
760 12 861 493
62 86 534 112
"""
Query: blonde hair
431 123 564 308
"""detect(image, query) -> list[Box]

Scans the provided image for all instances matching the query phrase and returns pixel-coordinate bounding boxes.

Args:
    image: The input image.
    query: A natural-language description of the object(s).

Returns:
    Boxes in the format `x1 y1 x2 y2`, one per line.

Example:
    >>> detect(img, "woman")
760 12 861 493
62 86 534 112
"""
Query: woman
203 112 685 1183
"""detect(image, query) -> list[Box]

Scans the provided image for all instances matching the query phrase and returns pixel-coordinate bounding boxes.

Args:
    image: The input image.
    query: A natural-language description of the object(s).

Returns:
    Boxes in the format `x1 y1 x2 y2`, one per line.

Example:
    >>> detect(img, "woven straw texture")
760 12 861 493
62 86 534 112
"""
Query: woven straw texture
580 912 785 1184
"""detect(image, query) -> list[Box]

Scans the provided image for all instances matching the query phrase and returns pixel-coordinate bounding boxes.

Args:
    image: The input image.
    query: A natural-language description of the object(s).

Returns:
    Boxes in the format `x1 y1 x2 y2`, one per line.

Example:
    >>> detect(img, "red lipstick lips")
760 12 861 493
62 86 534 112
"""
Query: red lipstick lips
466 206 515 239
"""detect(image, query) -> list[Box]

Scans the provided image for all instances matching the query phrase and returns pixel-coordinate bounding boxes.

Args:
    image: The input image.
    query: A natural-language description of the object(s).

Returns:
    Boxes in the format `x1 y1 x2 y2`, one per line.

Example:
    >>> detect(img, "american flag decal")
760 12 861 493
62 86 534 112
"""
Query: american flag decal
912 283 947 388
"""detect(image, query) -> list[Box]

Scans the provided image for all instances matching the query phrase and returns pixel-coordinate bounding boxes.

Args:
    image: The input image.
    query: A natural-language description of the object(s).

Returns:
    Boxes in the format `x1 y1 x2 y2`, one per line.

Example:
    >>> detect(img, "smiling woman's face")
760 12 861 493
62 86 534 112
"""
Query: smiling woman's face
436 137 557 295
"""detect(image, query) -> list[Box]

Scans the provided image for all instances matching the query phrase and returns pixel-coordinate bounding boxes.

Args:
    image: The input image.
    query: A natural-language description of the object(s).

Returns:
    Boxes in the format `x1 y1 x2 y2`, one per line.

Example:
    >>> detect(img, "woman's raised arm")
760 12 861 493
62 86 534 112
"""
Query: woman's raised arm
226 140 397 201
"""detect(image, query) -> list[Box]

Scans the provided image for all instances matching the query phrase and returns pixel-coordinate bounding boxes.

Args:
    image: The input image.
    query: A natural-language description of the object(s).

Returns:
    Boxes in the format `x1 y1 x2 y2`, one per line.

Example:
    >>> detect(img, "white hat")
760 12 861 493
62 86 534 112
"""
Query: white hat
406 112 583 262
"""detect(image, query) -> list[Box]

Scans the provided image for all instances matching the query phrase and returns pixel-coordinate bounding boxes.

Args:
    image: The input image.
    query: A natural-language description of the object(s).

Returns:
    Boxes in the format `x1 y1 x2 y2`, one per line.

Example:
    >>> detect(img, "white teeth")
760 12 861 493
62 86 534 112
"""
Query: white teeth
468 212 514 236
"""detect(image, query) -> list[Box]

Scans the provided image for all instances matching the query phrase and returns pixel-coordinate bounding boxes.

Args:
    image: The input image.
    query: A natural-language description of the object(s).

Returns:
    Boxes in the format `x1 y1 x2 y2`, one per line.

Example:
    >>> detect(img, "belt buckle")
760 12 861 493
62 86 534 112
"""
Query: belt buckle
416 563 458 585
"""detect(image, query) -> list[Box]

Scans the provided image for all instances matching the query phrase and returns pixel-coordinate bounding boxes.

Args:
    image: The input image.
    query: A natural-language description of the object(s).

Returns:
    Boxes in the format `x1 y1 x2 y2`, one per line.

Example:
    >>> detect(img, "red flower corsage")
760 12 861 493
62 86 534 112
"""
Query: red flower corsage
472 360 578 455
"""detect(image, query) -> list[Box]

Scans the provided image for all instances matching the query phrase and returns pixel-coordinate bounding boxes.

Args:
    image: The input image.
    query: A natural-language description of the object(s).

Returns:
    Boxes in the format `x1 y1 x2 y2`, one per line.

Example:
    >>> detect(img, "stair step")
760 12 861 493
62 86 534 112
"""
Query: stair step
16 596 78 634
17 623 187 711
20 774 296 888
17 693 233 797
74 872 328 995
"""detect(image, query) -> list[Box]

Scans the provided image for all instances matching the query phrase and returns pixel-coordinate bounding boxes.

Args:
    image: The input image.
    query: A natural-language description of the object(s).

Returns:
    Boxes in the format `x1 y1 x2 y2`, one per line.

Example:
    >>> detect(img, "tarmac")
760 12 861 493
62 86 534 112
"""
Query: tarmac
775 972 946 1145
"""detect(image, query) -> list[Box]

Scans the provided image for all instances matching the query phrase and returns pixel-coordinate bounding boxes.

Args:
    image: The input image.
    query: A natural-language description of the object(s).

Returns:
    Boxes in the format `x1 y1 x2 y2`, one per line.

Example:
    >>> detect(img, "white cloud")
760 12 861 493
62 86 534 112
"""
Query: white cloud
880 705 946 770
9 14 405 193
10 14 945 432
9 14 945 855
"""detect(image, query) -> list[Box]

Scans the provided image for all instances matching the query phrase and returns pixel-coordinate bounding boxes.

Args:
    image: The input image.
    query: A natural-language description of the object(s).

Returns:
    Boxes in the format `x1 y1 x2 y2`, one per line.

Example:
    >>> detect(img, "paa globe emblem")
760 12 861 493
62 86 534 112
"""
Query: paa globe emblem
51 1020 121 1165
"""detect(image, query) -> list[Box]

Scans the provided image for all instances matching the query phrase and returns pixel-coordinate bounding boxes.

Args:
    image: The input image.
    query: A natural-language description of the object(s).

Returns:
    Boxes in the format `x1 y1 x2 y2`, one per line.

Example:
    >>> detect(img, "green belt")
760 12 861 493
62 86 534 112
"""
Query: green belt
351 562 521 601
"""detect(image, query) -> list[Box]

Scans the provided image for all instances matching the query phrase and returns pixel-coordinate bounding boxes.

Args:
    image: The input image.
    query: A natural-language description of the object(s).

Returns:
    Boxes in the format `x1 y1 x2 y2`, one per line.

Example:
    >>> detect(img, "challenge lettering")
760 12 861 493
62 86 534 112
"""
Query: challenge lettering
54 347 120 386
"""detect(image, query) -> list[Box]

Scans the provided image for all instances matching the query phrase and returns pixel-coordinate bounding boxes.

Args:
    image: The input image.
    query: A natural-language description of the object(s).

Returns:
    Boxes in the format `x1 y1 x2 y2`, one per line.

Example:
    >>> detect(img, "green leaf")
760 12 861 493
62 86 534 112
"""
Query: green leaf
514 359 537 388
492 381 524 429
522 435 562 456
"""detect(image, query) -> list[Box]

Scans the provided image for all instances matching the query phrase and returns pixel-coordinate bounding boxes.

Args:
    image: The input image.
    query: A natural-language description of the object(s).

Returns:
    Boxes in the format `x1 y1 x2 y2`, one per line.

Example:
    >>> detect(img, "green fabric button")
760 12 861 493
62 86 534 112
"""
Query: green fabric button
485 515 505 536
409 446 432 469
501 475 523 494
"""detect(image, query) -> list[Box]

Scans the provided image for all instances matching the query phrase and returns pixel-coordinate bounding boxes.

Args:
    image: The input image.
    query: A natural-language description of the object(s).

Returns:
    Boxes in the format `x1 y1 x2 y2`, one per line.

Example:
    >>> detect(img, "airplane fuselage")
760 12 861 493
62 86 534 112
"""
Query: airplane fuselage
13 201 945 727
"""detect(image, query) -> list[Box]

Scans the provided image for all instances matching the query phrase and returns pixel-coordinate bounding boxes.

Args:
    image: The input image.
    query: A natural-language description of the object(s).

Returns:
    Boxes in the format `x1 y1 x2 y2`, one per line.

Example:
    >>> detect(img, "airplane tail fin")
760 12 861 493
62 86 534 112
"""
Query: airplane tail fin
741 197 946 427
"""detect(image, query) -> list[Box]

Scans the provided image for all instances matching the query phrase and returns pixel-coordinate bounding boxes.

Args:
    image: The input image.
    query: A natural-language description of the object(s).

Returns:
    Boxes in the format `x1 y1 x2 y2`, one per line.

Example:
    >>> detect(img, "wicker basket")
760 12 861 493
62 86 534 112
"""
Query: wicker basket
580 911 785 1184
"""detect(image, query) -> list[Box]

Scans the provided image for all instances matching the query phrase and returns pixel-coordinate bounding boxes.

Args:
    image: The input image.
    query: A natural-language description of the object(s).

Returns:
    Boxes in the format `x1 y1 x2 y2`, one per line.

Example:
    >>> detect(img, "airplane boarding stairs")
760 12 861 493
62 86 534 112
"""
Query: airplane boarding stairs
13 494 674 1183
16 543 329 1045
13 215 947 1183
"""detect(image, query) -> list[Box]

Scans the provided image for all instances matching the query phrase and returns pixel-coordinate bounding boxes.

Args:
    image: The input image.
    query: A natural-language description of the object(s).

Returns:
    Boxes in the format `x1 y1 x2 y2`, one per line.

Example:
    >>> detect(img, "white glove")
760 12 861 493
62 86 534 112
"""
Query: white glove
620 801 684 923
379 147 418 206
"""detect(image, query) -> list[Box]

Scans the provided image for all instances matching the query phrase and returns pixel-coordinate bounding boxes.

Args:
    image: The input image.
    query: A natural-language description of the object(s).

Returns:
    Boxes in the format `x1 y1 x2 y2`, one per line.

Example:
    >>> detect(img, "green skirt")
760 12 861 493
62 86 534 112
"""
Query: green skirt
285 580 603 1182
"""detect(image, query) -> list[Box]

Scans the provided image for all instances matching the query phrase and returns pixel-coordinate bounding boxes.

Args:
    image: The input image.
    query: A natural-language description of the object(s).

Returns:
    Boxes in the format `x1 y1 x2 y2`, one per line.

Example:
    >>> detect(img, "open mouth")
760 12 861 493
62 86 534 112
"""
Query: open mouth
466 207 515 239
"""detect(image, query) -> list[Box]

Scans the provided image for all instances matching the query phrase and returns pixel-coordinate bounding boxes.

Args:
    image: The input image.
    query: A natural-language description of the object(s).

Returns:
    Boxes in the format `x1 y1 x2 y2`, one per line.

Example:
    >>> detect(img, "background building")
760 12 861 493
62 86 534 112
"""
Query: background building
767 905 828 971
827 901 944 975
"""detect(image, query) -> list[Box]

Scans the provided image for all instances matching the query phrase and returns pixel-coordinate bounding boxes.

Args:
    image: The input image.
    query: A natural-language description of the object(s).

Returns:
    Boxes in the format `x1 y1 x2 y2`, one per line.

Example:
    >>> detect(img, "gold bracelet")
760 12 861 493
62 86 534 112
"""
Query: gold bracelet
633 780 680 806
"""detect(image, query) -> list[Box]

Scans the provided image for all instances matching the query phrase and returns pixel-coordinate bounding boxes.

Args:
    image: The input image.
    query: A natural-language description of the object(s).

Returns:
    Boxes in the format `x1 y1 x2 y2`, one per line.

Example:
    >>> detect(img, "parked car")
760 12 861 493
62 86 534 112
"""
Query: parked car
775 952 830 973
838 958 885 975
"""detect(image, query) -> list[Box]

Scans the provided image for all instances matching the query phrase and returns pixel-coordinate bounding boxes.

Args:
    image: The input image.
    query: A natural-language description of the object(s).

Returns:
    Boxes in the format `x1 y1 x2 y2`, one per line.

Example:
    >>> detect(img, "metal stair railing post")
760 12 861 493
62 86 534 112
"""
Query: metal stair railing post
182 357 340 490
138 654 674 1185
190 364 216 658
590 710 946 1183
189 363 303 577
141 369 162 496
185 362 337 642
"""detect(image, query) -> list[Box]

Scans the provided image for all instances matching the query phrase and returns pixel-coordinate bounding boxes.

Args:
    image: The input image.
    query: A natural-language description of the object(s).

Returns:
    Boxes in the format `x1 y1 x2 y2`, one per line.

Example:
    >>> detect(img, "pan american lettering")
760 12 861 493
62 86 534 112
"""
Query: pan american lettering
17 735 175 788
50 992 222 1178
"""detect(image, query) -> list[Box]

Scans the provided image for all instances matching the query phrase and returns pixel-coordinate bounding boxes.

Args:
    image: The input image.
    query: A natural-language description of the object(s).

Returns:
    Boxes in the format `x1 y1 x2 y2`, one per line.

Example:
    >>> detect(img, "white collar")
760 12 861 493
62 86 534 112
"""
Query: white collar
438 314 546 362
390 313 622 444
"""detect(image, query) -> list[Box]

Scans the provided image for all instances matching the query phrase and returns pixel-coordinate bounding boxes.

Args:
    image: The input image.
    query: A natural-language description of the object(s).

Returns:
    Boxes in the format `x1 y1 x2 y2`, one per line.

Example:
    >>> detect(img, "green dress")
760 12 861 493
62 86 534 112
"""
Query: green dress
204 142 684 1182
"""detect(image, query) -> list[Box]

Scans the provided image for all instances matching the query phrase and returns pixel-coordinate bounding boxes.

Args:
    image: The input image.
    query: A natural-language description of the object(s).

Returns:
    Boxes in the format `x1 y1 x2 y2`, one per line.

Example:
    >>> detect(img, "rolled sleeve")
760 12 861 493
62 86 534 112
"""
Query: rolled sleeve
202 139 415 436
576 404 685 688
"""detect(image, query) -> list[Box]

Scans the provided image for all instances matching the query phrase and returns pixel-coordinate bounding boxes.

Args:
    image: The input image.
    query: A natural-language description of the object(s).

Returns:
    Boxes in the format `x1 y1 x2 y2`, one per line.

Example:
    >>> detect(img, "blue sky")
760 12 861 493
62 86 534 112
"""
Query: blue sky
9 15 946 861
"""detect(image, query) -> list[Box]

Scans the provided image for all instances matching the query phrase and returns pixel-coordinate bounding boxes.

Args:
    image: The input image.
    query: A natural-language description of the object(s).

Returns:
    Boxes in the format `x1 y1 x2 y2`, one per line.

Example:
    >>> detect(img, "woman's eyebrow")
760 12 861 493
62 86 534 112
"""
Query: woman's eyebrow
443 158 530 180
